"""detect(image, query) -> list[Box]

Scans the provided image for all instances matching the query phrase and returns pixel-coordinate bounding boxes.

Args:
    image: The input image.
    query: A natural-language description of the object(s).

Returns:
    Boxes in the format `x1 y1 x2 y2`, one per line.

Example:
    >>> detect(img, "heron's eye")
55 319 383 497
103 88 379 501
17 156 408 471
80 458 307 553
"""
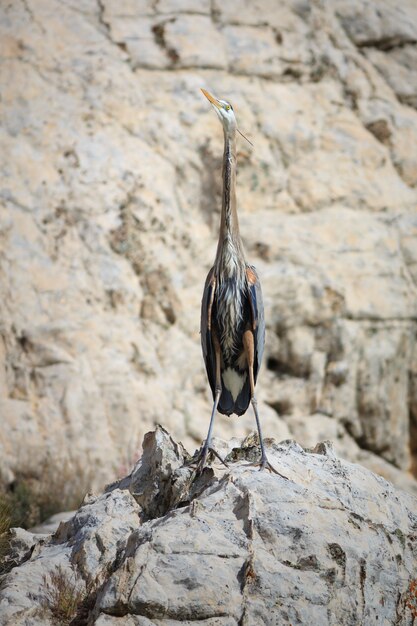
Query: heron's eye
225 104 231 111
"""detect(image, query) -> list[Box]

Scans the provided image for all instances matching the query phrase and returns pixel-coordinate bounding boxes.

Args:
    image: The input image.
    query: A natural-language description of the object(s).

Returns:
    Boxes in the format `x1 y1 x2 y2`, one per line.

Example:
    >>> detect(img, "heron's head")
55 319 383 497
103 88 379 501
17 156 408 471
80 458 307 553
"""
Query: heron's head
201 88 237 135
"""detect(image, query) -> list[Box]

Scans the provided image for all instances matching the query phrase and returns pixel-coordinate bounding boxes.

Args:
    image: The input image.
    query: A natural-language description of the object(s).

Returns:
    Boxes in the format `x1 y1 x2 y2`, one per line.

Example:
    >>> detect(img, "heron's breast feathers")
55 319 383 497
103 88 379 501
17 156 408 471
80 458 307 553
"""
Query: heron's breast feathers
215 279 243 355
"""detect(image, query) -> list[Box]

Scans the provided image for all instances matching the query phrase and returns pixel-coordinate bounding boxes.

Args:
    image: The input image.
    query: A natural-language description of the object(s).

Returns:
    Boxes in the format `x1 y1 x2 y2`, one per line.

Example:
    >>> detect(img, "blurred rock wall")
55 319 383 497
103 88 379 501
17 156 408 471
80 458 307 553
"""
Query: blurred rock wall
0 0 417 492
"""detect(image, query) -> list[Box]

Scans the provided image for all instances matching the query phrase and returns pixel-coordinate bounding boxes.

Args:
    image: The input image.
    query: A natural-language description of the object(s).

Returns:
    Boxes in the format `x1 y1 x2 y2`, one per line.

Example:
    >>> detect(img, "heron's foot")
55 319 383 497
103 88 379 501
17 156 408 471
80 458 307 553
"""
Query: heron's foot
194 447 209 477
209 447 229 468
187 446 228 476
257 454 288 480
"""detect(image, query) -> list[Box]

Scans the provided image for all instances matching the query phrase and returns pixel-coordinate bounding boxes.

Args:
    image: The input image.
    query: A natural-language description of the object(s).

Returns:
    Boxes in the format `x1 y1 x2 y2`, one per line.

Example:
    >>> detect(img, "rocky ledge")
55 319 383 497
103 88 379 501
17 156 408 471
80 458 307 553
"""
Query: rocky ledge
1 427 417 625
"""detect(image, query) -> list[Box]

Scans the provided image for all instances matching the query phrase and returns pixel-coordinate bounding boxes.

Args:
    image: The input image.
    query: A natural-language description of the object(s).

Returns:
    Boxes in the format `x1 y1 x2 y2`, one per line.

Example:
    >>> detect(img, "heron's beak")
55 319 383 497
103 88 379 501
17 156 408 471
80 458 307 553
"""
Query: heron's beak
201 88 222 109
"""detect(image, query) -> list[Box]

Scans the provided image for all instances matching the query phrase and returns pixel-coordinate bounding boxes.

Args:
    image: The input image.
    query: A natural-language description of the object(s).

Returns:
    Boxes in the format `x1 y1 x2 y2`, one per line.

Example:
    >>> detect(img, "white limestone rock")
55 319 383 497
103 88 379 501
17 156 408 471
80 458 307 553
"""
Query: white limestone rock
0 429 416 625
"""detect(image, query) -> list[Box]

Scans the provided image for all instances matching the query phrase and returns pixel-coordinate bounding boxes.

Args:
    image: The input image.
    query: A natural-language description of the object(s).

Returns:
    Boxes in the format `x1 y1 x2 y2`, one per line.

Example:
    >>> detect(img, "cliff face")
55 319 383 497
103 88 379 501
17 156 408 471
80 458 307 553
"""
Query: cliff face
1 0 417 492
1 428 416 625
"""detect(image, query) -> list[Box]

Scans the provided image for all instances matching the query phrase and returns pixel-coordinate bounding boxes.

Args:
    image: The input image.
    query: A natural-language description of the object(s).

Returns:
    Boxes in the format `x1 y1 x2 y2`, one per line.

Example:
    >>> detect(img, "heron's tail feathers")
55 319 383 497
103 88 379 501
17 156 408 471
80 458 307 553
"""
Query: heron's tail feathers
217 376 251 416
217 386 234 416
233 376 251 416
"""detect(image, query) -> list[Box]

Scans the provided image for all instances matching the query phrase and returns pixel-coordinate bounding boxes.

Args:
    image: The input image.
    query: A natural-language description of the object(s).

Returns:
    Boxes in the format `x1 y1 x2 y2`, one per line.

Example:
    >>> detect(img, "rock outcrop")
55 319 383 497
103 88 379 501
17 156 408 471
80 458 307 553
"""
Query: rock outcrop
1 0 417 496
0 427 416 625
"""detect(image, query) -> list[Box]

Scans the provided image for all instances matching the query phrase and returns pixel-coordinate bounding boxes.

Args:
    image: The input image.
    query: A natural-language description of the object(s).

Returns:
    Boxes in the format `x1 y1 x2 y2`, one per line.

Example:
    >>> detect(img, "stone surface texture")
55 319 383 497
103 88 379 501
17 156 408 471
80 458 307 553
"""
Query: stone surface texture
0 0 417 495
0 428 416 625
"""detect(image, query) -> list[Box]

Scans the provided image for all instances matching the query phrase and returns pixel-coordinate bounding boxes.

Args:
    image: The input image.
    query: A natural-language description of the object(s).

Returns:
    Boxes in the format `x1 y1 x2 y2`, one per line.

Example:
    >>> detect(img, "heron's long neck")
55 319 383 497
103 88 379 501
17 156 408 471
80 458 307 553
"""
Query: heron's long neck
214 130 245 277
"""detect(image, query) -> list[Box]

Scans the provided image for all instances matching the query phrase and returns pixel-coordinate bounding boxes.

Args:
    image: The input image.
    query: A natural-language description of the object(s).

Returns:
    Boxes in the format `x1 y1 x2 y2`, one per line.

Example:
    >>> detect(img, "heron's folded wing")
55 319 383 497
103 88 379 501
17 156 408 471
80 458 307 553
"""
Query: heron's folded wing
246 265 265 382
200 267 216 396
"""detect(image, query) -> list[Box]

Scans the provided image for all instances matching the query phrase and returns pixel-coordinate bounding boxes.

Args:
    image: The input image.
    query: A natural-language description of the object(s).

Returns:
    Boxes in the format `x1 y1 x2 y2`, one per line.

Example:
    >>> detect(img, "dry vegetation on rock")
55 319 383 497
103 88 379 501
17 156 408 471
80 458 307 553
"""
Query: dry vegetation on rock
40 566 86 626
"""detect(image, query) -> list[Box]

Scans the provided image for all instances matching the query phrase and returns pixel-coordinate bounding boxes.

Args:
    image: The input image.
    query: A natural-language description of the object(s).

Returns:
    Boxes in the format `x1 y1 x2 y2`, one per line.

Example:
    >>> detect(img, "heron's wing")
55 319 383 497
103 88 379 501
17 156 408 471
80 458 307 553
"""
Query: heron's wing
201 267 217 396
246 265 265 382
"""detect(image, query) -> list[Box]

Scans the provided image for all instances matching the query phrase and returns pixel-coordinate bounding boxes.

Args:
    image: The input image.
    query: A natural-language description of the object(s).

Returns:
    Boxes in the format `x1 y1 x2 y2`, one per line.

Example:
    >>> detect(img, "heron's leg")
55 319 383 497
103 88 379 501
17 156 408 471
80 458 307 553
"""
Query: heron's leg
251 396 267 468
198 332 222 473
243 330 287 478
198 388 221 472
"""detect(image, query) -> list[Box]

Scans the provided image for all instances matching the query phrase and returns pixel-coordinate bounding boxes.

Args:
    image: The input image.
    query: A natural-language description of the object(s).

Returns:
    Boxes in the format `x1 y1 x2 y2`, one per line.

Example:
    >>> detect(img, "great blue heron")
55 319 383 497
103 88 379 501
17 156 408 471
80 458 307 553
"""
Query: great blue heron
198 88 279 474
